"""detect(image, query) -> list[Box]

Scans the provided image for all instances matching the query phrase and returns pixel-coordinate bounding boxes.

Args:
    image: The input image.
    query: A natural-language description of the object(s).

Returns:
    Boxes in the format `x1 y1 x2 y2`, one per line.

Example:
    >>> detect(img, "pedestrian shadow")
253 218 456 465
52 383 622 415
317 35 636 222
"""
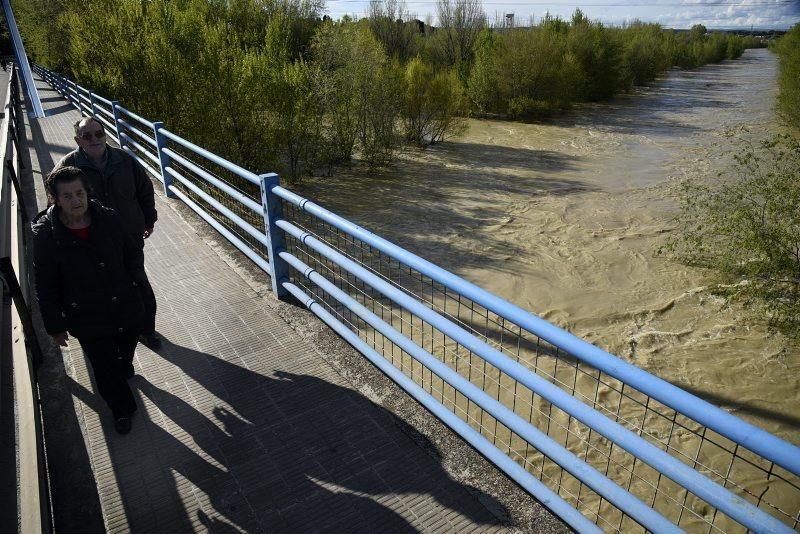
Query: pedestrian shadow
67 336 508 532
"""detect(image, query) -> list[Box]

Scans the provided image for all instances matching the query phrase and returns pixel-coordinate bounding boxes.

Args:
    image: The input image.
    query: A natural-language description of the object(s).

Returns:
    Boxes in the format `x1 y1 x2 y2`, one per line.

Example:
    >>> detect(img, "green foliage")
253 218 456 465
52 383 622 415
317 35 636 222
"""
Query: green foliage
465 28 499 112
368 0 420 61
272 59 322 181
13 0 72 71
660 134 800 339
620 22 671 87
468 24 581 118
402 58 466 145
690 24 707 39
564 17 624 101
773 24 800 130
467 11 761 118
358 60 404 167
311 22 403 169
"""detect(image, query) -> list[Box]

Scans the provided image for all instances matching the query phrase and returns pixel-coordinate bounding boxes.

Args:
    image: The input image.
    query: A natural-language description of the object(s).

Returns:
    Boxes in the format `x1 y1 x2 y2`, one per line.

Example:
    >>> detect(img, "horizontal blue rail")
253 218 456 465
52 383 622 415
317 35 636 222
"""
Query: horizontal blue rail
271 185 800 477
273 211 792 533
30 62 800 533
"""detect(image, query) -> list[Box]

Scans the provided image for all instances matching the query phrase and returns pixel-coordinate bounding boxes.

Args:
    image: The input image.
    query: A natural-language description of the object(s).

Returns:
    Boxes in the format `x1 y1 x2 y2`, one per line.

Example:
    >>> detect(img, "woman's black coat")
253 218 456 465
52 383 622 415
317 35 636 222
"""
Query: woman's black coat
32 200 145 339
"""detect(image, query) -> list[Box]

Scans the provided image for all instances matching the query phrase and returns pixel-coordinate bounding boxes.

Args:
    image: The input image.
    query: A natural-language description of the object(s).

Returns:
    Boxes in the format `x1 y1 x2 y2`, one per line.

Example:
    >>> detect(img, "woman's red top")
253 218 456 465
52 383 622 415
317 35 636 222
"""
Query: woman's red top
69 226 90 241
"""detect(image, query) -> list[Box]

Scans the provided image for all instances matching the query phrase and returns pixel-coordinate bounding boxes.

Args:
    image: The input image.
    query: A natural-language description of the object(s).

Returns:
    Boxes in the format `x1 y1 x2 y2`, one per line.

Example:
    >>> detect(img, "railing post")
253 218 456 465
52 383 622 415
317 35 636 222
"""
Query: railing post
152 121 175 198
89 91 98 117
259 173 289 300
56 73 65 97
110 100 124 149
69 81 78 112
78 86 88 117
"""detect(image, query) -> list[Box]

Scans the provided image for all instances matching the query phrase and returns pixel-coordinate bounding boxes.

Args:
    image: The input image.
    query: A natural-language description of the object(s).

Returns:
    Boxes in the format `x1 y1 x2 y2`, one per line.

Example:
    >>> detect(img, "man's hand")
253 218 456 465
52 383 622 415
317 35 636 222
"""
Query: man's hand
50 331 69 347
143 227 154 239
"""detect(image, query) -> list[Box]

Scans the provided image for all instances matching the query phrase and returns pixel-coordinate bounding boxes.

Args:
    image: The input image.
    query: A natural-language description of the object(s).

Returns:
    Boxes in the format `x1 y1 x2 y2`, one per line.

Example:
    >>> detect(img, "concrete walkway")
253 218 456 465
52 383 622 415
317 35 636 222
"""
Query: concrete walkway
20 75 518 533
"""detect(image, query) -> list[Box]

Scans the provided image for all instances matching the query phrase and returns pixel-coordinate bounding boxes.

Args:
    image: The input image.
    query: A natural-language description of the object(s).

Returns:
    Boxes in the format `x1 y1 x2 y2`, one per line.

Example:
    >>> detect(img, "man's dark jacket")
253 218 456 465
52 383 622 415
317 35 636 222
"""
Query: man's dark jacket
32 201 145 339
55 146 157 239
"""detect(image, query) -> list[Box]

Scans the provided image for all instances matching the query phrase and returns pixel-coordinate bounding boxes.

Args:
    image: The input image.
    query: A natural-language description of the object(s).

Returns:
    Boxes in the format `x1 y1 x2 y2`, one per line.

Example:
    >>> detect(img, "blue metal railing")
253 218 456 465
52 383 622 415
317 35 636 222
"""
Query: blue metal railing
30 63 800 533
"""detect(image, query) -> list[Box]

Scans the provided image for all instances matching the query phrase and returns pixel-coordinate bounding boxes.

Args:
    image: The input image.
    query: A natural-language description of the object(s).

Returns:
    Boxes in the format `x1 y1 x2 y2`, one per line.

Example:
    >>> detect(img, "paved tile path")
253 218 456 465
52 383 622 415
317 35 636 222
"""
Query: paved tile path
22 75 511 533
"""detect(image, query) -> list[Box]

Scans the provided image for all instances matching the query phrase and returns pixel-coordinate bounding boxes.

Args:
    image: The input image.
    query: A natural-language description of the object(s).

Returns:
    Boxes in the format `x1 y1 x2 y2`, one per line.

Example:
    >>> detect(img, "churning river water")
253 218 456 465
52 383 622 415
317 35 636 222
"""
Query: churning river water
298 48 798 447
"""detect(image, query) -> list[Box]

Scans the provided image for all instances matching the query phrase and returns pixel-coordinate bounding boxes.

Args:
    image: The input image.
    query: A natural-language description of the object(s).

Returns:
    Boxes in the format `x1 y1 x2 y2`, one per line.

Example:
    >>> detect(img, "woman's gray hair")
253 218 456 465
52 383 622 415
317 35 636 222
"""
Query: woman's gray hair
45 166 92 203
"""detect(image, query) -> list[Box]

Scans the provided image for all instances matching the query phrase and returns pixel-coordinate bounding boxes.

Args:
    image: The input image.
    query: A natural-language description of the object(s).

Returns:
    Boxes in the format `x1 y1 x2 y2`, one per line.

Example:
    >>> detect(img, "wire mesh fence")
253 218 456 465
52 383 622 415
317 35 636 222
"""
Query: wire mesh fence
280 199 800 532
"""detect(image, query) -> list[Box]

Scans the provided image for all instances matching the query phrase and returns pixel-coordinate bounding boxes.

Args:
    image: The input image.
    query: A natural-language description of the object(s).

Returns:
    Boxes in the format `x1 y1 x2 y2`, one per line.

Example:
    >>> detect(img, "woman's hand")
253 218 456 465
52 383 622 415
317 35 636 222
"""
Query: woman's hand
50 331 69 347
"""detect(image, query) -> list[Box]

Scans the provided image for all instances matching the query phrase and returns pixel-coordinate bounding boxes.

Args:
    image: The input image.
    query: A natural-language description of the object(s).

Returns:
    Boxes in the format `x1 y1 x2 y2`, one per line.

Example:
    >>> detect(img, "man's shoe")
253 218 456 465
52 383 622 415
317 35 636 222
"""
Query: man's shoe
114 416 132 435
125 365 135 379
138 332 162 350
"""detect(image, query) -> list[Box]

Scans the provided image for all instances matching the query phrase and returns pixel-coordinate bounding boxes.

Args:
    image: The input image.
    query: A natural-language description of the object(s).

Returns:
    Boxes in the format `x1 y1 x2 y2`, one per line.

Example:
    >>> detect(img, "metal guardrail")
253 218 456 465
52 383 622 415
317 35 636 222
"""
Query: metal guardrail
0 65 52 533
30 63 800 532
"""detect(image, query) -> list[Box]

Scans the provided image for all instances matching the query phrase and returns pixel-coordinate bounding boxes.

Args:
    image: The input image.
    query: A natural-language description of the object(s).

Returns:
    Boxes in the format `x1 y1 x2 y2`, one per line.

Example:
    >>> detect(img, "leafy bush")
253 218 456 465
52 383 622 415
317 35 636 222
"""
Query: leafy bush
465 29 499 113
660 134 800 339
368 0 420 61
466 10 762 118
565 13 624 101
621 22 671 87
402 58 467 145
469 24 582 118
358 60 404 167
311 22 402 169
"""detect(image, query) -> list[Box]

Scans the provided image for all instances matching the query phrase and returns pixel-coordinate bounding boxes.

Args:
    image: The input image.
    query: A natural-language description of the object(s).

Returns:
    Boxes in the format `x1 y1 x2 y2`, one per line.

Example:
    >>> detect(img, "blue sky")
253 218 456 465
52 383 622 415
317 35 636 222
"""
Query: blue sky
325 0 800 29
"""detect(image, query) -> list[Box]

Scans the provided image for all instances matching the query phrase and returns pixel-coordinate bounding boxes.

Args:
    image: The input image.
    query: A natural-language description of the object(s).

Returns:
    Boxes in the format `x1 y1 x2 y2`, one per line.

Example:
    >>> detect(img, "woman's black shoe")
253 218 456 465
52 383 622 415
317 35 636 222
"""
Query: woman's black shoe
114 416 132 435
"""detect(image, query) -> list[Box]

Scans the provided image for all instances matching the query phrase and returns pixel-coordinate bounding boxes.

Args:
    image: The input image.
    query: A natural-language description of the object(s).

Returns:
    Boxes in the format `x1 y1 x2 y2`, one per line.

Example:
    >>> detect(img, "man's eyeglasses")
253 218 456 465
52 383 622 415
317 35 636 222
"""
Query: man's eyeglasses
79 129 106 141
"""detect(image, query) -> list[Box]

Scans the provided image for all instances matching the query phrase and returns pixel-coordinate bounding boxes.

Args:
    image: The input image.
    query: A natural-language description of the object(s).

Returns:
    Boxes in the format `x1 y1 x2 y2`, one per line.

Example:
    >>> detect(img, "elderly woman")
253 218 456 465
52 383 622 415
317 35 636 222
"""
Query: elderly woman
32 166 145 434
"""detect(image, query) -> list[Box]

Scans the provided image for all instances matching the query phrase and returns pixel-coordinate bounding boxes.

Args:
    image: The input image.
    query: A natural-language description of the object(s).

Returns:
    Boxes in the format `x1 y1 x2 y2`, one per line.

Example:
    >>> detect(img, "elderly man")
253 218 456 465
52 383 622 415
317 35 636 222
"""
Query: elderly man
54 116 161 350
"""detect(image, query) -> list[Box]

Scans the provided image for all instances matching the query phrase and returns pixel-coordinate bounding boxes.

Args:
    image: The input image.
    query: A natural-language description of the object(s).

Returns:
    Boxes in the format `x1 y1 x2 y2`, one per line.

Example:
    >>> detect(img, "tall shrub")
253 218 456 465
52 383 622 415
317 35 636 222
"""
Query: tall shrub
402 57 466 145
466 28 499 113
311 22 402 169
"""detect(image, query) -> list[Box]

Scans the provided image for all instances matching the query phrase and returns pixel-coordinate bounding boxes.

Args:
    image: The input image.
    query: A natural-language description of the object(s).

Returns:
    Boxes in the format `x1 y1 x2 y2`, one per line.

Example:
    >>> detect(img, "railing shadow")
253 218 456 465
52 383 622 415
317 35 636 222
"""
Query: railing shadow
67 336 507 531
38 95 66 104
41 103 75 117
25 115 74 178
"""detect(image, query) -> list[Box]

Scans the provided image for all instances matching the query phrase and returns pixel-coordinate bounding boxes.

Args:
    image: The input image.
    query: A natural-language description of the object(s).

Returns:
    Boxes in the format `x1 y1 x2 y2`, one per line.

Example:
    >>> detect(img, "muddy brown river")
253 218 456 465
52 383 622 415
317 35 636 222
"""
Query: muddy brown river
298 48 798 450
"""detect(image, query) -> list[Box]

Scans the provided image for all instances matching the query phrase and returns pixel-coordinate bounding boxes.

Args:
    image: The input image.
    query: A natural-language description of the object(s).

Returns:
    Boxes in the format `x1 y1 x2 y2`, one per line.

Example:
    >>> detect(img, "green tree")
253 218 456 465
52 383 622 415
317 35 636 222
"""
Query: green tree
690 23 707 39
466 28 499 112
492 26 581 118
311 22 402 169
402 57 466 145
620 22 670 87
13 0 72 70
271 59 322 182
368 0 419 60
565 12 623 101
433 0 485 67
359 60 404 166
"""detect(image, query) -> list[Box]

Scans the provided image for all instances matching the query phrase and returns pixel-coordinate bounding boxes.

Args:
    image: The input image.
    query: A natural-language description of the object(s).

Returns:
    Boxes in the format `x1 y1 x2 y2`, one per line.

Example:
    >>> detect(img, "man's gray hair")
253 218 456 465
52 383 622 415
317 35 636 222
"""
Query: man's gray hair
73 116 104 136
